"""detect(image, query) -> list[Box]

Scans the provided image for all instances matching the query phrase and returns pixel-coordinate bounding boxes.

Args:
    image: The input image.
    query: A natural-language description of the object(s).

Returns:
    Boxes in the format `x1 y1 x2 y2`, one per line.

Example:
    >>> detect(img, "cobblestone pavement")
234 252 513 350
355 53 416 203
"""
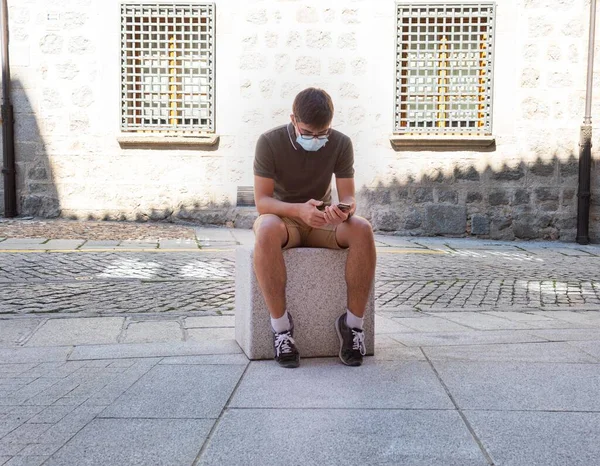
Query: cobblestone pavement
0 238 599 316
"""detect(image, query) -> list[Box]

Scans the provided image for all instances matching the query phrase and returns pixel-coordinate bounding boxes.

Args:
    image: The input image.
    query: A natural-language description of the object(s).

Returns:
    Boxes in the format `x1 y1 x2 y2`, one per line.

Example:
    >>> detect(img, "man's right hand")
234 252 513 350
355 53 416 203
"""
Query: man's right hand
298 199 327 227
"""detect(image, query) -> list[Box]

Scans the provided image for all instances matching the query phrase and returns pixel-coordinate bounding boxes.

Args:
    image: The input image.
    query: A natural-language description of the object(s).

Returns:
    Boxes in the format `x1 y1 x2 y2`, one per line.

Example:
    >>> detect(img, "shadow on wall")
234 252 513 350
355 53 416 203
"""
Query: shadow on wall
74 201 259 231
358 153 599 243
10 79 61 218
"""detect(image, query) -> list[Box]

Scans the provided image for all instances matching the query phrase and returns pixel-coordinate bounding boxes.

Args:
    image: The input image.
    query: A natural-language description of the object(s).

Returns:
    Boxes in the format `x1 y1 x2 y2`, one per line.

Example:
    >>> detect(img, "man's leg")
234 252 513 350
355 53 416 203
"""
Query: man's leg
253 214 301 368
332 216 375 366
253 214 289 319
335 216 377 318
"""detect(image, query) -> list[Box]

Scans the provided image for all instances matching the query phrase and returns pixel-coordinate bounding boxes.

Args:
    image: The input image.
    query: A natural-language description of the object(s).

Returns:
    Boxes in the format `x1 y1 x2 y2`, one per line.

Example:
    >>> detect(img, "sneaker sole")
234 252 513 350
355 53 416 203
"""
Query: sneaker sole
335 316 362 367
277 358 300 369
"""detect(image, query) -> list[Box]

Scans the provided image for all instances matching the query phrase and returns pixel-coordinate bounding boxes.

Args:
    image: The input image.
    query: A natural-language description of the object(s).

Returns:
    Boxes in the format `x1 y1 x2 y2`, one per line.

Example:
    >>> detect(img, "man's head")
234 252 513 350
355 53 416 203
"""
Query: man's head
290 87 334 136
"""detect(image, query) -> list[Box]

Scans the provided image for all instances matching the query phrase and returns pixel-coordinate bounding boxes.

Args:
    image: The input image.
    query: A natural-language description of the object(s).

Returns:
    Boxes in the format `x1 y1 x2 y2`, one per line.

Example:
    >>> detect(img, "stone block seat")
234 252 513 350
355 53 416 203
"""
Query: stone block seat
235 247 375 360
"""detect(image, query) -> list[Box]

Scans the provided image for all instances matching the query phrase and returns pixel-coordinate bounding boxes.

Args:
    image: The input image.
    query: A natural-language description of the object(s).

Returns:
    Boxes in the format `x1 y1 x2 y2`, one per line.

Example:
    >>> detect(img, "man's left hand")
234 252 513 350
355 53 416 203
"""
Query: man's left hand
323 203 353 226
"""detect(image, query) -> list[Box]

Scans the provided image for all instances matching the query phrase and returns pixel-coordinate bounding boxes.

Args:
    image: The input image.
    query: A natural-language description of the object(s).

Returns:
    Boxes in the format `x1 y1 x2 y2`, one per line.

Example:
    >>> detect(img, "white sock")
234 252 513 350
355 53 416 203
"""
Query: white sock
346 309 364 330
271 311 291 333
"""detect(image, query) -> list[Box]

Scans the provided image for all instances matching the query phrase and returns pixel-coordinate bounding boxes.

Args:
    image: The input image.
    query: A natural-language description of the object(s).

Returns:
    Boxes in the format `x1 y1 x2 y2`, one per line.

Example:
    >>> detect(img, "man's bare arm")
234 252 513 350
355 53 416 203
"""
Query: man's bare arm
336 177 356 216
321 177 356 225
254 176 327 227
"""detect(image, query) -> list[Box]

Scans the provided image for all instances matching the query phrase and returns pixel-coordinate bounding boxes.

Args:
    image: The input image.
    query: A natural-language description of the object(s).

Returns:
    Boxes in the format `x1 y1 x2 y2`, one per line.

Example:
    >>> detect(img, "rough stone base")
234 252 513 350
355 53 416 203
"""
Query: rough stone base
235 247 375 360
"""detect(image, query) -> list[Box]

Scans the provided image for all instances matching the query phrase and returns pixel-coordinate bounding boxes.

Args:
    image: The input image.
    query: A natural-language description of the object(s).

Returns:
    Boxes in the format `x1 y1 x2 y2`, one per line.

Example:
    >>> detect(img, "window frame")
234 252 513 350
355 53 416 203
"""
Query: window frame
393 2 497 140
119 2 216 137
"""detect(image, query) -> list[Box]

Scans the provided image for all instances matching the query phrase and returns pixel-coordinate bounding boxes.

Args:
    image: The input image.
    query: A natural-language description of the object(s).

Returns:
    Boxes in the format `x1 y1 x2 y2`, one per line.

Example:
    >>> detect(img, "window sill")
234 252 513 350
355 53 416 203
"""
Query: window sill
117 133 220 149
390 135 496 150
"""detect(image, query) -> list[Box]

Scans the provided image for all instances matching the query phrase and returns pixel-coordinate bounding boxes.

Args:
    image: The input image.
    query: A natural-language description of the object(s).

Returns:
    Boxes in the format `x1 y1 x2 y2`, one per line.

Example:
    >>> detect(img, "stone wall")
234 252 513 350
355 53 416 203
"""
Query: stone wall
5 0 600 241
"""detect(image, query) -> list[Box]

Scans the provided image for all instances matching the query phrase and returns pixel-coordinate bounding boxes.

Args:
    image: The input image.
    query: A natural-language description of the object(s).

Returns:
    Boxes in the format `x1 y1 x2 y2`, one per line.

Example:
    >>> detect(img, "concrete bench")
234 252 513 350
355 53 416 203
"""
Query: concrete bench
235 247 374 360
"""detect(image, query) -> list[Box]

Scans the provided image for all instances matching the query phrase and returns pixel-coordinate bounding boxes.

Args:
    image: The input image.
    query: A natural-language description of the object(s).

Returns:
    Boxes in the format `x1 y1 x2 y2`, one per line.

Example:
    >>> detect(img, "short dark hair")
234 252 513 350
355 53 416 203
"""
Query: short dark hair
292 88 334 129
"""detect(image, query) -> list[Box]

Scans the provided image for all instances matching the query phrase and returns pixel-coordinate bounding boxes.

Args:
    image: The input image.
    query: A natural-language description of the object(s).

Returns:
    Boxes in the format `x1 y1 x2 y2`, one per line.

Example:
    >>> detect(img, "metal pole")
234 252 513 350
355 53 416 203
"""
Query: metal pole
0 0 16 217
576 0 596 244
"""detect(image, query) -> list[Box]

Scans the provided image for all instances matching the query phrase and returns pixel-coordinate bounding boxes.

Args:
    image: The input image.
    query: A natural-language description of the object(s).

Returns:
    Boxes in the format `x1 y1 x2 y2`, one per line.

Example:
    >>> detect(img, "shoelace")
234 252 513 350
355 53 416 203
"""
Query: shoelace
274 332 295 357
352 330 366 356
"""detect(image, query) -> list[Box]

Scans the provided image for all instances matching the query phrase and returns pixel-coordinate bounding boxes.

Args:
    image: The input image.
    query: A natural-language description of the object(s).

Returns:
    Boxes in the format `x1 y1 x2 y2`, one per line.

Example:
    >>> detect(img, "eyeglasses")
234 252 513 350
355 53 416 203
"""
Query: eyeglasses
297 130 330 140
294 117 330 140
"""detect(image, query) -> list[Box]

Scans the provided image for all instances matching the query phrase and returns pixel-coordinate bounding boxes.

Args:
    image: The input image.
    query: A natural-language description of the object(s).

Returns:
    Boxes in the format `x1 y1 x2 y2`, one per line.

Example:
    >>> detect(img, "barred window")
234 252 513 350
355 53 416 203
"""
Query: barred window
395 3 496 135
120 3 215 134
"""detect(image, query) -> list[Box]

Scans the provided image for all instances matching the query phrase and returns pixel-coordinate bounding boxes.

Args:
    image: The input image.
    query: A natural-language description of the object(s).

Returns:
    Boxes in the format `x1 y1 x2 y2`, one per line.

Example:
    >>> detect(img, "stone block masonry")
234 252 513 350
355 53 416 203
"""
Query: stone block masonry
360 156 585 240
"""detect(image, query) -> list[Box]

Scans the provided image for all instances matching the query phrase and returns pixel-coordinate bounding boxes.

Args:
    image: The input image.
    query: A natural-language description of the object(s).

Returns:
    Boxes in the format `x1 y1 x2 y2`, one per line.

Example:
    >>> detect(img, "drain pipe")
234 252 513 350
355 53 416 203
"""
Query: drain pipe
0 0 16 217
577 0 597 244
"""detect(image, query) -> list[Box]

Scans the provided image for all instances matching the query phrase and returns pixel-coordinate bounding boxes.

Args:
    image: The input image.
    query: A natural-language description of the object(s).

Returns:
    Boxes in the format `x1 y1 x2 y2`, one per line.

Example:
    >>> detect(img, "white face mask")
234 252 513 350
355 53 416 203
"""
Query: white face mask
296 136 328 151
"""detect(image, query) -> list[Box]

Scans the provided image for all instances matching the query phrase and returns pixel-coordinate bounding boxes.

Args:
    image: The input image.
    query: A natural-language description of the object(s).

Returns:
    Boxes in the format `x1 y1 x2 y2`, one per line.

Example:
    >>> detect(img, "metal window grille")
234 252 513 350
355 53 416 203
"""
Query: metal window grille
121 3 215 133
395 3 496 135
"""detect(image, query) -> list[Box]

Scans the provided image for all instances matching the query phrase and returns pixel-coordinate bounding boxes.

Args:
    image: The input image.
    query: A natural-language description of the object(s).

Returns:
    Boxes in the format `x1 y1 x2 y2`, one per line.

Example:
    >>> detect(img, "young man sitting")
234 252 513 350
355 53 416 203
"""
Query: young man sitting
253 87 377 368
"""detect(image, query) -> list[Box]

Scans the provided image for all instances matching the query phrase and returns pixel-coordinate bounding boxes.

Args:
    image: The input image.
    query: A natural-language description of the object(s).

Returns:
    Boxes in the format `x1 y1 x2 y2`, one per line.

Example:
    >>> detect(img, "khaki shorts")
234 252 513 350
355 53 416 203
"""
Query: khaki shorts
253 214 345 250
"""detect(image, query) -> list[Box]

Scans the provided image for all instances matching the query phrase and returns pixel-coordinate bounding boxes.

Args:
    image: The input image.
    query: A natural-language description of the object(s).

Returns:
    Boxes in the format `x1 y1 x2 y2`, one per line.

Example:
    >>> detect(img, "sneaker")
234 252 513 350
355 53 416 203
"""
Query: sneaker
272 313 300 368
335 313 366 366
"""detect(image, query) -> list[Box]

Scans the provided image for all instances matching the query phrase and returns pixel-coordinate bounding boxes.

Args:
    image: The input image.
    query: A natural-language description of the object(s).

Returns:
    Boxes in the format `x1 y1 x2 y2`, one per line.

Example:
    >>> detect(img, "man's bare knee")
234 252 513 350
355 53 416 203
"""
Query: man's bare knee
346 216 374 243
255 215 288 248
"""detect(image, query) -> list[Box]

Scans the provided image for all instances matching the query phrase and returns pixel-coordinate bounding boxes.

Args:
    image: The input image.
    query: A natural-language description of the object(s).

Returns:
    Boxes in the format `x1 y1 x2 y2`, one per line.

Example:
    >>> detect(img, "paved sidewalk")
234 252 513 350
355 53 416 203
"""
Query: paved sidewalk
0 225 599 465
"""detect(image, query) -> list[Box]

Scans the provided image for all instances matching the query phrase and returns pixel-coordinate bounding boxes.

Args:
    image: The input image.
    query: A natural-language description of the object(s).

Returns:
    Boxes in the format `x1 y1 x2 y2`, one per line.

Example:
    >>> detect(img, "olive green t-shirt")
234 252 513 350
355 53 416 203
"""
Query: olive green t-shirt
253 123 354 205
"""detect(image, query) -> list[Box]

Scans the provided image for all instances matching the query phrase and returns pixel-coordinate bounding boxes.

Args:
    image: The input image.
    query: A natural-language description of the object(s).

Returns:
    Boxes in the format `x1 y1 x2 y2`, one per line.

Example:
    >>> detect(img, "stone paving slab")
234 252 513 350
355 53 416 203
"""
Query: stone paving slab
3 454 49 465
430 312 536 330
25 318 123 347
0 347 70 364
194 228 236 241
44 418 213 466
374 315 417 334
42 240 85 250
444 241 524 250
373 235 427 248
68 340 241 360
536 311 600 327
229 229 255 246
481 310 558 322
389 330 547 347
15 361 88 379
525 328 600 342
115 241 158 249
423 341 598 363
198 409 486 466
0 239 48 245
122 321 182 344
99 364 245 419
158 354 249 365
0 245 50 251
568 340 600 359
78 240 120 249
372 344 428 362
184 316 235 328
158 239 199 250
551 248 598 256
391 316 472 332
464 411 600 466
0 320 41 347
433 361 600 411
230 359 453 409
187 327 235 341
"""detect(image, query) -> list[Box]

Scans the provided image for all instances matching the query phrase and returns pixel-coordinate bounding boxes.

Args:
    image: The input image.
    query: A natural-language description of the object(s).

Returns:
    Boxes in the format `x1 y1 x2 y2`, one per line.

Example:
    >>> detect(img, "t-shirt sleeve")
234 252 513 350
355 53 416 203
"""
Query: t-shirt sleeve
253 134 275 179
334 138 355 178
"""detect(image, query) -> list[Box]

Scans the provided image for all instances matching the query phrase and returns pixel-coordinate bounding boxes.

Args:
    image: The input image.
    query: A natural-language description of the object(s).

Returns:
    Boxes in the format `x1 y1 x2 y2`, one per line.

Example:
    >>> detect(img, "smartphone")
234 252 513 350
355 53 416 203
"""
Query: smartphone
317 203 351 212
337 203 351 213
